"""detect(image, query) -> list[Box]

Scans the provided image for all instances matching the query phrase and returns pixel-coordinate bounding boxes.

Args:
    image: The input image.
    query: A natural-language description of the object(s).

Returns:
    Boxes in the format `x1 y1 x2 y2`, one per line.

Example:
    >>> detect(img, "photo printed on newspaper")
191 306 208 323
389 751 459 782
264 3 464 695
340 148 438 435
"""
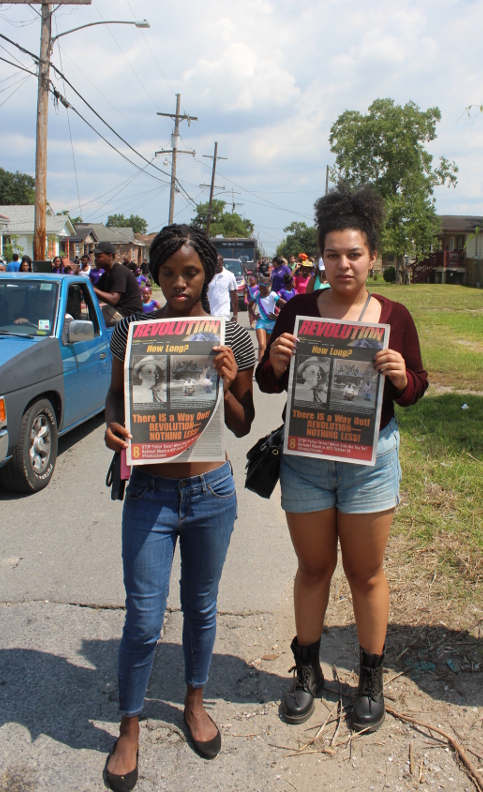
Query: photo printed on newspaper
124 316 226 465
284 316 390 465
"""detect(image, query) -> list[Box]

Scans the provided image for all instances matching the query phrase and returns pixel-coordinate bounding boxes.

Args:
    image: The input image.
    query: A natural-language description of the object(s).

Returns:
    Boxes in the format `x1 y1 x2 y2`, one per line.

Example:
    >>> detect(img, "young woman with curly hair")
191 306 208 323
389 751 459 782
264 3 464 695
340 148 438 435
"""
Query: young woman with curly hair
256 186 428 733
103 224 256 790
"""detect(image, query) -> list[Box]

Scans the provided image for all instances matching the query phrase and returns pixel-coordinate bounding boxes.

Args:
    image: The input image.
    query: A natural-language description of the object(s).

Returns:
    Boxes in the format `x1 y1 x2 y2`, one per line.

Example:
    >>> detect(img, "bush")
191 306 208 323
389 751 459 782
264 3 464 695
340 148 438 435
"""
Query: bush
383 266 396 283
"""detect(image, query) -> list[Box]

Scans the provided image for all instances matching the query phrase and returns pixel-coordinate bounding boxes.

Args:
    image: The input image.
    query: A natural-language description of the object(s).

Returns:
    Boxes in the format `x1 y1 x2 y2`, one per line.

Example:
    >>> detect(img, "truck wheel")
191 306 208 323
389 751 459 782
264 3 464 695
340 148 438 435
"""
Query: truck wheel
0 399 58 493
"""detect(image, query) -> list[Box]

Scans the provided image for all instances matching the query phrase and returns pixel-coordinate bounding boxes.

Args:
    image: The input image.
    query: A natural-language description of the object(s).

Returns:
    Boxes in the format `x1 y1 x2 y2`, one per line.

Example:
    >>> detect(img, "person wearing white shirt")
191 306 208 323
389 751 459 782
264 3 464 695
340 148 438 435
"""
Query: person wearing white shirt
207 255 238 321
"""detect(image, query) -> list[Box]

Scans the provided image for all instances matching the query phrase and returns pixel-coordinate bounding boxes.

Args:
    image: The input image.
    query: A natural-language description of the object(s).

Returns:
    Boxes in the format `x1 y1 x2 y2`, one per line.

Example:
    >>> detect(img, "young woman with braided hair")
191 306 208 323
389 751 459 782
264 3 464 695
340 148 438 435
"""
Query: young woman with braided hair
257 186 428 733
103 224 255 789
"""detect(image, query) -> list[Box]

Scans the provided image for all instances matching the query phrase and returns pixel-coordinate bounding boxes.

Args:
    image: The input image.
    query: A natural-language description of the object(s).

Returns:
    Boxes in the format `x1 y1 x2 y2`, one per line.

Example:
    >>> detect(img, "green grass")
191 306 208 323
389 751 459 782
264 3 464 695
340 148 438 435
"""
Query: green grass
362 283 483 606
367 283 483 390
394 394 483 604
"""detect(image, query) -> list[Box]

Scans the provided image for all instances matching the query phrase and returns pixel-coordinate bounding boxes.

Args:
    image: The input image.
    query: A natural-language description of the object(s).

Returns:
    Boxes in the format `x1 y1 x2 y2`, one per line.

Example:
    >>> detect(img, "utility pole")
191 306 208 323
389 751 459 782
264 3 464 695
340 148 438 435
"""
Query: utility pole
230 188 243 214
156 94 197 224
202 142 227 235
325 165 329 195
33 2 51 261
1 2 151 262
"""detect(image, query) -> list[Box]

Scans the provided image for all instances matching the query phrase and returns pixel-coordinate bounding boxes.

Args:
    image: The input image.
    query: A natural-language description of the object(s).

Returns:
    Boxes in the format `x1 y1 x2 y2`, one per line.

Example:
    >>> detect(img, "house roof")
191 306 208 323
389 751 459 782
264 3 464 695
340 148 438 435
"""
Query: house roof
0 205 75 235
135 232 156 246
74 223 138 244
438 215 483 233
68 229 99 244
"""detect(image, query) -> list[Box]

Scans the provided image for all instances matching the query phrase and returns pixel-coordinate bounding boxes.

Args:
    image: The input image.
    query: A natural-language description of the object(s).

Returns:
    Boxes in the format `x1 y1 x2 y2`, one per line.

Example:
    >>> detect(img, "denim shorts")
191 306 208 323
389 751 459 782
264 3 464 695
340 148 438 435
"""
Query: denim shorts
280 417 401 515
255 318 276 332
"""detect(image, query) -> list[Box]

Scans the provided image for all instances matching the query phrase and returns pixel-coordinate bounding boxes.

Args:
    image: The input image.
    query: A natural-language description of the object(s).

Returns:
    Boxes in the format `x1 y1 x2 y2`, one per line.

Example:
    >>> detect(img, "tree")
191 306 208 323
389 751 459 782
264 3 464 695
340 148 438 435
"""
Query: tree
276 222 318 259
191 200 254 237
0 168 35 205
57 210 82 223
329 99 458 279
106 213 148 234
3 234 24 262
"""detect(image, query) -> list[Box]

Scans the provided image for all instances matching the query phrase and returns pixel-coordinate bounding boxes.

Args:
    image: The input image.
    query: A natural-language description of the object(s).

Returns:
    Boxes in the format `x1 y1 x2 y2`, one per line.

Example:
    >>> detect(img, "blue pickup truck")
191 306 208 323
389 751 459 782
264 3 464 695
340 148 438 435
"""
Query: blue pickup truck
0 273 113 493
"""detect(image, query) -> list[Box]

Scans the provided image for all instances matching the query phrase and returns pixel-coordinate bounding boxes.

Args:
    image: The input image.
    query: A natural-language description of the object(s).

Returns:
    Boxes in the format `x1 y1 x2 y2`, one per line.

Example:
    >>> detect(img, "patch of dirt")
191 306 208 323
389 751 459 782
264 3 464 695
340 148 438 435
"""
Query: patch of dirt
0 765 38 792
263 548 483 792
426 384 483 397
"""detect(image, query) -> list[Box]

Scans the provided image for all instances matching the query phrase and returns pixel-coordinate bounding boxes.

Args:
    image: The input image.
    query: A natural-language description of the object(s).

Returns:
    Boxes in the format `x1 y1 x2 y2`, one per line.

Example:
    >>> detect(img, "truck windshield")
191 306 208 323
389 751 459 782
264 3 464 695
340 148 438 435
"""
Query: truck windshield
0 279 58 336
224 259 243 278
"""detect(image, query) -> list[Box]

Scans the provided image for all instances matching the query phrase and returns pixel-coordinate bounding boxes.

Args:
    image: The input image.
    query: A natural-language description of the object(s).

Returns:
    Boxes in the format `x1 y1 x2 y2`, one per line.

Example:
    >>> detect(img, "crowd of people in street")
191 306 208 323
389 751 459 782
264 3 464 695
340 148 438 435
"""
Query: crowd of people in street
99 184 427 792
1 189 429 791
0 243 330 335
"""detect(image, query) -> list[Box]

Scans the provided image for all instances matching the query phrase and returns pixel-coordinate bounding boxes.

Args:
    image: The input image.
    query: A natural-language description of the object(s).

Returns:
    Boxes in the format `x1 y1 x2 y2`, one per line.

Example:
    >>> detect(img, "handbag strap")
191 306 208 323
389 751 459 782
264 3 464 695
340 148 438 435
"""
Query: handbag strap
357 291 372 321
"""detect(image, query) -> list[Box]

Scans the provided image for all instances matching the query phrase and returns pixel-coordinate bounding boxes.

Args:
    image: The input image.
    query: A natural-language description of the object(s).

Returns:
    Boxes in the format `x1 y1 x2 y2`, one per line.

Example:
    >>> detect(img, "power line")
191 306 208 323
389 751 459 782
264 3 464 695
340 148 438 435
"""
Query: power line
56 45 139 134
82 167 156 218
0 33 172 183
125 0 179 113
0 73 30 108
92 1 159 112
50 85 169 184
0 31 200 225
195 154 314 222
0 65 34 90
53 17 82 222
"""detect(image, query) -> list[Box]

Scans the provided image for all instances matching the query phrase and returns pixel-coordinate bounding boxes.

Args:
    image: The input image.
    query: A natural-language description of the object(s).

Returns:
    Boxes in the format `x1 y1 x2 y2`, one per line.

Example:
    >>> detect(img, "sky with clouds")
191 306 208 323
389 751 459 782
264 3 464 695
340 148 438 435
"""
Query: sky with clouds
1 0 483 254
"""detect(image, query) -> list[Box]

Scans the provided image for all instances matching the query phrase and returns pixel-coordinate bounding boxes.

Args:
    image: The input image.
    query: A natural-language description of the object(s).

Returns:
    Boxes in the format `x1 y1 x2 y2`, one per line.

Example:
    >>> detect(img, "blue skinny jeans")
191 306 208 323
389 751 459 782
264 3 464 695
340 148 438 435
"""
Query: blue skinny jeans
118 461 237 717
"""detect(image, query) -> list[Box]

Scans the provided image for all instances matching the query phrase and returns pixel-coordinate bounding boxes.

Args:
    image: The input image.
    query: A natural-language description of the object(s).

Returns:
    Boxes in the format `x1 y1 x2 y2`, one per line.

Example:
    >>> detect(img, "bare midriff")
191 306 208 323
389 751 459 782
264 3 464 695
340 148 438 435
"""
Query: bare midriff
142 458 227 480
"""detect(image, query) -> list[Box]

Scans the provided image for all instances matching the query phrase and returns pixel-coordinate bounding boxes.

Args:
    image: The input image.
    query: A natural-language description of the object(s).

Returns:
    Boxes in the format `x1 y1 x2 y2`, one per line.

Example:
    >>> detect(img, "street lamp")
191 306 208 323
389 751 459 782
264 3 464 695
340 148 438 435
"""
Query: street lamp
51 19 149 47
33 7 150 260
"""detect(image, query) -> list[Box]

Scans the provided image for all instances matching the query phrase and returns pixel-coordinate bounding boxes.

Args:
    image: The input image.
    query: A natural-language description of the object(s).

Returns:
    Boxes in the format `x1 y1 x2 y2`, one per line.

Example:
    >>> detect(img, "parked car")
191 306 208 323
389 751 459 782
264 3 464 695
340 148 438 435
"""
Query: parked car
0 273 113 493
223 258 248 310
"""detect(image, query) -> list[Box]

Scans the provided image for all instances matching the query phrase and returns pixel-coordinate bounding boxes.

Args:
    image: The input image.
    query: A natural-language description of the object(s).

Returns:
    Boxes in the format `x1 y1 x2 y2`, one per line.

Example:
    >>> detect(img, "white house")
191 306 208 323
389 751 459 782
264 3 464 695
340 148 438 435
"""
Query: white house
0 213 9 260
0 205 75 260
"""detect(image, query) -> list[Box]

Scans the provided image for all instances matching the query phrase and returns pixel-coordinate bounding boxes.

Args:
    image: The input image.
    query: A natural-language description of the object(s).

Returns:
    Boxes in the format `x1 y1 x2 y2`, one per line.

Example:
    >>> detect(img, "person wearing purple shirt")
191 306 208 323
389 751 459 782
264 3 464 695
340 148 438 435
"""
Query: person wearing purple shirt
89 266 105 285
51 255 64 274
141 285 160 313
278 272 297 302
271 256 292 293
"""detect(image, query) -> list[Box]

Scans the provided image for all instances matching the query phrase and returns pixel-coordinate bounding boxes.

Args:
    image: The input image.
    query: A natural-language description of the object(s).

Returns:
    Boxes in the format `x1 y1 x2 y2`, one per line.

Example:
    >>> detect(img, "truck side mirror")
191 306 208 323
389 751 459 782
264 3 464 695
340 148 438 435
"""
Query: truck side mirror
67 320 95 344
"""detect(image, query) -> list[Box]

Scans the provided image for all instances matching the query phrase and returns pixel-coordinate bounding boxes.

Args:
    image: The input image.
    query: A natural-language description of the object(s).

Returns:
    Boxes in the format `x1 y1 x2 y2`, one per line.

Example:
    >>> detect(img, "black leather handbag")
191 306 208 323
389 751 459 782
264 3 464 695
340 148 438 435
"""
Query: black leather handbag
106 452 126 501
245 425 284 499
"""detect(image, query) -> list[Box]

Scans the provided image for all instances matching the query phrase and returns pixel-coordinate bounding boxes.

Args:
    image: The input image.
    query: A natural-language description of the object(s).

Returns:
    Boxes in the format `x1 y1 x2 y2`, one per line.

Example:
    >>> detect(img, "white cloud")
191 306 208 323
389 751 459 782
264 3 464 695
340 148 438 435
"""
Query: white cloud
1 0 483 251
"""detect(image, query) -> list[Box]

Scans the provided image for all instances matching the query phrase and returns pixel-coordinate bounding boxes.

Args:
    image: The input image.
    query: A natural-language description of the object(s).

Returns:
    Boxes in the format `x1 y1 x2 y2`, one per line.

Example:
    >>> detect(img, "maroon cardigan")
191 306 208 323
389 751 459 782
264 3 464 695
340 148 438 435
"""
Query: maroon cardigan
255 292 428 430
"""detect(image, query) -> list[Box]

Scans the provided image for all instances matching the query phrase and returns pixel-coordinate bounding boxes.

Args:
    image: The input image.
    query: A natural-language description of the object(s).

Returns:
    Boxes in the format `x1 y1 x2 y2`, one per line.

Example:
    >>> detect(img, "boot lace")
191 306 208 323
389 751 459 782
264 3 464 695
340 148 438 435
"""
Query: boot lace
288 663 312 691
359 665 379 698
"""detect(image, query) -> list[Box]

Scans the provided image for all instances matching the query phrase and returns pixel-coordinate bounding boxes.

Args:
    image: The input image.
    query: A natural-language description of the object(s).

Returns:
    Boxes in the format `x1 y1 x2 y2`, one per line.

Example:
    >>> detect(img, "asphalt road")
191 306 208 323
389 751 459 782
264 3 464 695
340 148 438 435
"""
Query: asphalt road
0 313 304 792
1 313 477 792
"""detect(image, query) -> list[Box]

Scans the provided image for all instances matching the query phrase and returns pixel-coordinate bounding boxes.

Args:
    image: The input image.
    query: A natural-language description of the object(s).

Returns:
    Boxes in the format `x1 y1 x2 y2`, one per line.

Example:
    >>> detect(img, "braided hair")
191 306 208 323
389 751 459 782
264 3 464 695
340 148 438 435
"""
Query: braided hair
149 224 218 313
314 184 384 254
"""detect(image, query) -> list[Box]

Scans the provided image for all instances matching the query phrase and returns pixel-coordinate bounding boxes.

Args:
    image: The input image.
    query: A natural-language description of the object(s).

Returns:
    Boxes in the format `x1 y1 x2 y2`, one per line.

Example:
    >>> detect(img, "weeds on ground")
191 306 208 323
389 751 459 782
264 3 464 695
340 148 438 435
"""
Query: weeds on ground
368 284 483 390
394 394 483 609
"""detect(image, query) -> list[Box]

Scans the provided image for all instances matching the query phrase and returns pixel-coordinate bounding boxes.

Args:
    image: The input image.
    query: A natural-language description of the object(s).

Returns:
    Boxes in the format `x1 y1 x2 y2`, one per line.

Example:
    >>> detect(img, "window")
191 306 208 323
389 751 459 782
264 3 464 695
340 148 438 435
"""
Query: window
0 280 58 336
64 282 100 339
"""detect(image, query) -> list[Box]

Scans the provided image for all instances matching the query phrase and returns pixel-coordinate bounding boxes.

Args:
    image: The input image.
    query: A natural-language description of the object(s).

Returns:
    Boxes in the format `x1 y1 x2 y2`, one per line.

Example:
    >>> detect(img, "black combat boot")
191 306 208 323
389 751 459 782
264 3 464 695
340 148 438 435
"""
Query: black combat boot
281 636 324 724
349 646 385 732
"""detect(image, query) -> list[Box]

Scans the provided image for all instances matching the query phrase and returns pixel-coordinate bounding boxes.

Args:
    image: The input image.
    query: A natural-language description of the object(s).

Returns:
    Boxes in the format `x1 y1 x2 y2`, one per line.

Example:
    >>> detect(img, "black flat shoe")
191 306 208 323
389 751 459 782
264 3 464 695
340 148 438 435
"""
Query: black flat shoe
103 739 139 792
184 712 221 759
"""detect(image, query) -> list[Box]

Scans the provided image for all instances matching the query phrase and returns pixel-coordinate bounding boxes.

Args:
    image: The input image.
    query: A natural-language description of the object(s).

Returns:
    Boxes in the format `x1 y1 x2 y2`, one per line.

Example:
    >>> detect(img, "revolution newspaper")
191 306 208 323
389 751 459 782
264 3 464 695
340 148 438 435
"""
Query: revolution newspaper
284 316 390 465
124 316 226 465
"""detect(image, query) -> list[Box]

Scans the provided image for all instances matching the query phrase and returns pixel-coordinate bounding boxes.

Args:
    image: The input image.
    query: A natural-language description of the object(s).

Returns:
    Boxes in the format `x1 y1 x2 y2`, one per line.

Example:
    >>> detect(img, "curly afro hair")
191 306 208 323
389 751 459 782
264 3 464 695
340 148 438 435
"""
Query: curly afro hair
314 184 384 254
149 224 218 313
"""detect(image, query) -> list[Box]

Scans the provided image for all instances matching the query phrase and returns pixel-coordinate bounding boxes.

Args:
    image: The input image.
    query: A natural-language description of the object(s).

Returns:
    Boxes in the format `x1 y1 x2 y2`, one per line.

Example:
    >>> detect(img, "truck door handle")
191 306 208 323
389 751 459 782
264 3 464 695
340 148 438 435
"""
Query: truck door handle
100 352 107 359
